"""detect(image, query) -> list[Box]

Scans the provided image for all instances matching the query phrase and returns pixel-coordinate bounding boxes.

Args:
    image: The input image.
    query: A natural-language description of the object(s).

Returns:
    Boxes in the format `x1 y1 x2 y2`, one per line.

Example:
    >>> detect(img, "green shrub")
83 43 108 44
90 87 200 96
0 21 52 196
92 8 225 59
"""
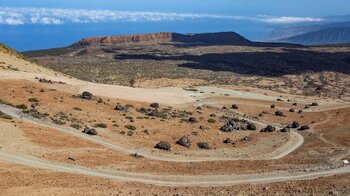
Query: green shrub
70 124 82 130
16 104 27 109
0 111 12 120
124 124 136 130
28 98 39 102
73 107 82 111
207 118 216 123
94 123 108 128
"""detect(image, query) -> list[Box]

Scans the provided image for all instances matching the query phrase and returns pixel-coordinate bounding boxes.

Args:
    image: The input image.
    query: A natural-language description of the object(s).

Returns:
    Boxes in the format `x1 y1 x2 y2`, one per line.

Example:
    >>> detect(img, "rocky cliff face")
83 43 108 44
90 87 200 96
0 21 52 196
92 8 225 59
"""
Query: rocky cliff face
76 32 251 46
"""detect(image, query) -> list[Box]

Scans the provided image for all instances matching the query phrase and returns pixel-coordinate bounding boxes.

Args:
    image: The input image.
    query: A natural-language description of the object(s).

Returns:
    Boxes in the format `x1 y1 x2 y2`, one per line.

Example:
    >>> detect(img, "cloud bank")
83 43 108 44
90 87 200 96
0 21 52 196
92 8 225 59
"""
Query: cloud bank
0 7 323 25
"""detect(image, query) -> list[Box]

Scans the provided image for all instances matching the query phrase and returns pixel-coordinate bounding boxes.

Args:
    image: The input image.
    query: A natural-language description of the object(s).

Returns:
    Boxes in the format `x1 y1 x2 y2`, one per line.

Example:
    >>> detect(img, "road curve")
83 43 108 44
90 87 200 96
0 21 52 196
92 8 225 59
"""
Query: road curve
0 104 303 162
0 151 349 187
0 104 304 162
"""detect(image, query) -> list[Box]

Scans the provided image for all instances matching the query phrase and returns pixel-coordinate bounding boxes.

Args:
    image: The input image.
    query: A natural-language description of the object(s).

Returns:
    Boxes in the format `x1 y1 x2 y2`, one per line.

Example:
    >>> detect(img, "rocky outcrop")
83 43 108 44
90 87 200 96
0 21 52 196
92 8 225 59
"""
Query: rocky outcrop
76 32 251 46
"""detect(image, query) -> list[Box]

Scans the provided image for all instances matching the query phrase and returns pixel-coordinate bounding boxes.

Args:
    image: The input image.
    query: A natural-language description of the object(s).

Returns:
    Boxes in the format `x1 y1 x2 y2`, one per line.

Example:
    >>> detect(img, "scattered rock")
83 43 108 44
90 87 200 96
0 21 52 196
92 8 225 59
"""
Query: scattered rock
280 127 290 132
246 123 257 130
261 125 276 132
150 103 159 108
275 111 285 117
311 102 319 106
298 110 303 114
199 125 209 130
40 88 45 93
81 91 93 100
82 127 97 135
97 98 103 103
290 121 300 128
155 141 171 151
232 104 239 109
289 108 295 112
188 117 198 123
223 138 233 144
292 103 297 106
197 142 210 149
115 104 126 111
298 125 310 131
271 104 276 109
220 121 237 132
176 135 192 147
196 106 202 110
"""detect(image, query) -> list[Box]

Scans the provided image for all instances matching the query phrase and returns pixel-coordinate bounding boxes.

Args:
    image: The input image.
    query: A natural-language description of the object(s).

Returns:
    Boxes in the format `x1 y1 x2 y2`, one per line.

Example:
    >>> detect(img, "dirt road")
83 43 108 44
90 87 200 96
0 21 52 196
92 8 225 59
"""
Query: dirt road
0 150 349 187
0 103 303 162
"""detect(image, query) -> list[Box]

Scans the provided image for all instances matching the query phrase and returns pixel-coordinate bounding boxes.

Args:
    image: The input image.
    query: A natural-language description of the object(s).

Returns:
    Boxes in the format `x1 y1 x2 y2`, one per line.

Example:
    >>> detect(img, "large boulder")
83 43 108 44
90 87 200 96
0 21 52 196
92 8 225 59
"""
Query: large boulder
83 127 97 135
246 123 256 130
188 117 198 123
220 121 237 132
261 125 276 132
290 121 300 128
154 141 171 151
176 135 192 147
275 111 285 117
197 142 210 149
81 91 93 100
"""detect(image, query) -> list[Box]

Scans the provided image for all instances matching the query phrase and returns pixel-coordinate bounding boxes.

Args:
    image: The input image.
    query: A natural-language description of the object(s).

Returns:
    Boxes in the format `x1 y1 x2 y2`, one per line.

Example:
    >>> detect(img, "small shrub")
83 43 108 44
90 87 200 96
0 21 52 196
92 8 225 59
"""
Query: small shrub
94 123 108 128
0 111 12 120
125 104 134 108
70 124 82 130
207 118 216 123
125 124 136 130
31 113 41 119
16 104 27 109
73 107 82 111
28 98 39 102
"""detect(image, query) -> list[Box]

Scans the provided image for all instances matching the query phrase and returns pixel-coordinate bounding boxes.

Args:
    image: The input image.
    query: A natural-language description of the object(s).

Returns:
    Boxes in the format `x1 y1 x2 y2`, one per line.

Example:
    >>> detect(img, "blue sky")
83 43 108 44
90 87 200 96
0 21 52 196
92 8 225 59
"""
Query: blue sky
0 0 349 51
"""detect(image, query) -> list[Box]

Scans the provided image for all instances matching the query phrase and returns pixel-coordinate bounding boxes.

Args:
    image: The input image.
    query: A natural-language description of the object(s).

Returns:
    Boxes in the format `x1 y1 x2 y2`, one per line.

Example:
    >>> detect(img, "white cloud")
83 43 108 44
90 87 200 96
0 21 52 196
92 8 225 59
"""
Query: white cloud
0 7 324 25
262 16 323 23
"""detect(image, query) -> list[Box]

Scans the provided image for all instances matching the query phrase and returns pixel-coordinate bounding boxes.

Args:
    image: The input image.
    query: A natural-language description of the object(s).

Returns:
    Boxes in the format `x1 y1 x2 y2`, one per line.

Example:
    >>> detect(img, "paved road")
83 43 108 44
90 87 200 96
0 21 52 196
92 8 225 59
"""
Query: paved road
0 104 303 162
0 151 349 186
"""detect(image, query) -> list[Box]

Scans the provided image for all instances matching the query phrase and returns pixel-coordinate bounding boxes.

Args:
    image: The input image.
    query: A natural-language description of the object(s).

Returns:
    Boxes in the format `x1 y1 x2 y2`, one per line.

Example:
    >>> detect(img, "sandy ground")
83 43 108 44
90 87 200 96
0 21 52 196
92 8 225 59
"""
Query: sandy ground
0 70 349 194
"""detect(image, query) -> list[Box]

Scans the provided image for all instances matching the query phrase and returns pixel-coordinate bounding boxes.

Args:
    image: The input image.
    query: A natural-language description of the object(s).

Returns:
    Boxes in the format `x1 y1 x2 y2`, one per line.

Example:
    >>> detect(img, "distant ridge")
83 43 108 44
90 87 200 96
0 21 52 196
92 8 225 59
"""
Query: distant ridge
279 26 350 45
75 32 252 46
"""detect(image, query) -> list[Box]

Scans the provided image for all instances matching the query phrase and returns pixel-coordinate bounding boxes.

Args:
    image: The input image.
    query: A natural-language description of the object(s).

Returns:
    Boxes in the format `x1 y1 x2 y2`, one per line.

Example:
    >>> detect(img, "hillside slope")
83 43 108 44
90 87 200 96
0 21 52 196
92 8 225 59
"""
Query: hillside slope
280 26 350 45
0 43 56 75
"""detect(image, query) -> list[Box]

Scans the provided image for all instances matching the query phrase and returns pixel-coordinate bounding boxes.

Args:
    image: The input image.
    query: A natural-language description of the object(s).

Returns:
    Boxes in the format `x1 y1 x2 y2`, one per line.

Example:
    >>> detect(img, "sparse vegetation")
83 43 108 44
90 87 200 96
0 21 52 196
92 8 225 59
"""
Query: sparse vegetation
70 123 82 130
207 118 216 123
28 98 39 102
16 104 27 110
125 124 136 130
94 123 108 128
0 111 12 120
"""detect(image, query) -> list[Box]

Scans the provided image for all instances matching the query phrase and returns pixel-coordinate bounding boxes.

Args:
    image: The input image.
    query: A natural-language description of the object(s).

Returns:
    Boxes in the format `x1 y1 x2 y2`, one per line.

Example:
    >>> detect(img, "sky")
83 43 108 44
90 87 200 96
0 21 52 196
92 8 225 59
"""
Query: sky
0 0 349 51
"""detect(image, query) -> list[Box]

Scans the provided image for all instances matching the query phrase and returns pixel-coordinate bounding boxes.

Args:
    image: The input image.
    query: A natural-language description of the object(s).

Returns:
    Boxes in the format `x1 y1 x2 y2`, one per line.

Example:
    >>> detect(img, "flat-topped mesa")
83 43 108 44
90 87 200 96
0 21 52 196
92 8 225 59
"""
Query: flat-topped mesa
76 32 252 46
77 32 175 46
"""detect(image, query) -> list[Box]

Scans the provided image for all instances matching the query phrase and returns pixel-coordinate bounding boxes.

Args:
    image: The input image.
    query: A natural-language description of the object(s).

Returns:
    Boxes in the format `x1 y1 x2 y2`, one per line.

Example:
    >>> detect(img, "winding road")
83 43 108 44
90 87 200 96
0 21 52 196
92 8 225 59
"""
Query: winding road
0 103 303 162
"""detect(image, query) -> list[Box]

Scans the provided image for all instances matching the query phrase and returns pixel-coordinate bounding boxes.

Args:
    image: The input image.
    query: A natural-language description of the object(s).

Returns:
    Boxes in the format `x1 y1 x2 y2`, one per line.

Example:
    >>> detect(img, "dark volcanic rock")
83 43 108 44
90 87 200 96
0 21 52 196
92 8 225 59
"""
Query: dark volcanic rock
81 91 93 100
83 127 97 135
298 125 310 131
220 121 237 132
188 117 198 123
261 125 276 132
280 127 290 132
176 135 192 147
246 123 257 130
115 104 126 111
197 142 210 149
223 138 233 144
232 104 239 109
150 103 159 108
275 111 285 117
155 141 171 151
